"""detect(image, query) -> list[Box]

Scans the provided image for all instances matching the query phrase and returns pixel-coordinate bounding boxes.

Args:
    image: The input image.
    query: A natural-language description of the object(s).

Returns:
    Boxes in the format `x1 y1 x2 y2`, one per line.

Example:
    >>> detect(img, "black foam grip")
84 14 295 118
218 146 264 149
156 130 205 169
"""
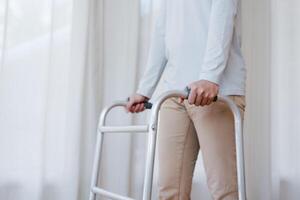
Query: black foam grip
127 97 152 110
144 101 153 109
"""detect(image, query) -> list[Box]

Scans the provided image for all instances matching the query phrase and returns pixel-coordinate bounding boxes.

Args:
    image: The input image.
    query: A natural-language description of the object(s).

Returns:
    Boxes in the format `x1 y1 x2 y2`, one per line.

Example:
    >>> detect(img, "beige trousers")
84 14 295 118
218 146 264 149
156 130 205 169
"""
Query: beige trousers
157 95 245 200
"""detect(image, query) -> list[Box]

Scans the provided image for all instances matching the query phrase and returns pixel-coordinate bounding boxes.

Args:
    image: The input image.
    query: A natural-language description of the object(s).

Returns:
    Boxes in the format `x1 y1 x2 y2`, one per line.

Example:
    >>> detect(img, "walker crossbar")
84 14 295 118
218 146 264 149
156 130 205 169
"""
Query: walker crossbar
89 89 247 200
92 187 135 200
100 125 149 133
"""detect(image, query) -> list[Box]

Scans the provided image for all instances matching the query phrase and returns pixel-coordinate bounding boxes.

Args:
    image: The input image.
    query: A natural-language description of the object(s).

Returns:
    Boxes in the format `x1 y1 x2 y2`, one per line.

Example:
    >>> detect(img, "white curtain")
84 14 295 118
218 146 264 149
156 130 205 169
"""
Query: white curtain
0 0 110 199
0 0 153 199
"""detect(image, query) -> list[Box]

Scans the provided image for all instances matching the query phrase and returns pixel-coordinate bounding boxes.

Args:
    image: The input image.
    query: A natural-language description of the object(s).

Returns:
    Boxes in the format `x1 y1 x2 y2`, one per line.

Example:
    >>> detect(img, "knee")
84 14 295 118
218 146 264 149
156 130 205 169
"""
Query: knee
158 186 178 200
209 183 238 200
158 176 192 200
158 186 191 200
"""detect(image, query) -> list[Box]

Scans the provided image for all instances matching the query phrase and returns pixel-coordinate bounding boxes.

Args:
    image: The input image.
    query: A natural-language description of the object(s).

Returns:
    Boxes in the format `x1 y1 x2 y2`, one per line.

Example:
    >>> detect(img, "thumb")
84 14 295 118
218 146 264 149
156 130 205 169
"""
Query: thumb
126 99 134 111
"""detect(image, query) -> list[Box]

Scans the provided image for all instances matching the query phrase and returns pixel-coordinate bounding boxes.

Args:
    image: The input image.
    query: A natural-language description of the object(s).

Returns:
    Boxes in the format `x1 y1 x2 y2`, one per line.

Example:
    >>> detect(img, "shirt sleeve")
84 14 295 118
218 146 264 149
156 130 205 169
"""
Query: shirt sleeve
199 0 238 84
136 0 167 99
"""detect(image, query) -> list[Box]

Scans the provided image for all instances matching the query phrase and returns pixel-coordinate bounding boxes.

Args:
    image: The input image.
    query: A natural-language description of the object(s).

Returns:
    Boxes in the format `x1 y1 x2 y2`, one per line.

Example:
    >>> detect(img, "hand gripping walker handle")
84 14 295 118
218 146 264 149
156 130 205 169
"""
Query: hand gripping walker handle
143 86 218 109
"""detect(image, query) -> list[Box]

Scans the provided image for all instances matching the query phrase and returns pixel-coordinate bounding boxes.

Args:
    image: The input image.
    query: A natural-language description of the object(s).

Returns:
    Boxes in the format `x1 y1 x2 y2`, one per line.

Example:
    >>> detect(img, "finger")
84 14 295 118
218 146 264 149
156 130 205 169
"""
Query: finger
127 99 135 111
200 95 209 106
195 94 203 106
188 89 197 104
206 98 213 106
207 95 216 105
140 103 146 112
133 104 141 113
126 103 131 112
136 103 144 113
130 105 136 113
129 105 134 113
138 103 144 112
125 100 131 111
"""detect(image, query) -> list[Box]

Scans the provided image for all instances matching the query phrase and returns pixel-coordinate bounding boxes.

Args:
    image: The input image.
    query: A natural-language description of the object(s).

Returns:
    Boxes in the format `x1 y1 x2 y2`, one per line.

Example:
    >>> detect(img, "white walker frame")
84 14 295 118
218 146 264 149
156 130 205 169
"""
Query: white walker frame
89 89 247 200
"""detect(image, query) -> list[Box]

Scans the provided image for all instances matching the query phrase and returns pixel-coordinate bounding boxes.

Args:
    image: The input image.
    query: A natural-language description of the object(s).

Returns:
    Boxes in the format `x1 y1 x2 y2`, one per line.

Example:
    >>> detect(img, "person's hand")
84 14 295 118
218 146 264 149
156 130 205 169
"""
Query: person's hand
126 93 149 113
178 80 219 106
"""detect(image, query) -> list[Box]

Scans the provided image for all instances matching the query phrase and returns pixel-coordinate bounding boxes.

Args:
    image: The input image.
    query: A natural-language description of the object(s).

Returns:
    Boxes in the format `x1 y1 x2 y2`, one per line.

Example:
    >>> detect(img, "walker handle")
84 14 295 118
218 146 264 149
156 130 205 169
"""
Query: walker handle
143 86 218 109
143 102 153 109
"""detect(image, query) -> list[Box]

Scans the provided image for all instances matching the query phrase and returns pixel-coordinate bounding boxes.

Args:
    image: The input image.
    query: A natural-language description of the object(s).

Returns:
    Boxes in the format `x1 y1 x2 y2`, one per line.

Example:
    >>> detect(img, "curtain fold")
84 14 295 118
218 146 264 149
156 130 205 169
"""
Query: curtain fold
0 0 108 199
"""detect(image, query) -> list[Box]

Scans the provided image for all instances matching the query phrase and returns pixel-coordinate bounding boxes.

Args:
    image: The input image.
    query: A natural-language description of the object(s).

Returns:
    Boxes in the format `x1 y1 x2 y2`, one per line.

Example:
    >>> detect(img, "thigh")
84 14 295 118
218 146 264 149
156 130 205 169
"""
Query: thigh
185 95 245 200
157 97 199 200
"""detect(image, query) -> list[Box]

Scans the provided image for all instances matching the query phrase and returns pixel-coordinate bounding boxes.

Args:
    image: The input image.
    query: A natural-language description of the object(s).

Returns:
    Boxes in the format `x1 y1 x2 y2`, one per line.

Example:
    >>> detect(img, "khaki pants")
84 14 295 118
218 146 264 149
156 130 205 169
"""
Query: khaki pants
157 95 245 200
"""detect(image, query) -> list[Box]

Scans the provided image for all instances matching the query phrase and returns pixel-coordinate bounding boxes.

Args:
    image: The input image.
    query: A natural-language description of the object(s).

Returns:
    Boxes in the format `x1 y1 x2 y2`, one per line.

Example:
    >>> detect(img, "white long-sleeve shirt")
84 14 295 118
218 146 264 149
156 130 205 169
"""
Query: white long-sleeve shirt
136 0 246 98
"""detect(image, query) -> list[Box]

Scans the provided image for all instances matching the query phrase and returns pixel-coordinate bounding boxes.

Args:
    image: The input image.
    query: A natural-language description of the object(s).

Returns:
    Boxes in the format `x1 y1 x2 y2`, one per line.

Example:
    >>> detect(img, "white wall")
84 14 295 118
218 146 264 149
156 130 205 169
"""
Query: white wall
241 0 272 199
270 1 300 199
242 0 300 199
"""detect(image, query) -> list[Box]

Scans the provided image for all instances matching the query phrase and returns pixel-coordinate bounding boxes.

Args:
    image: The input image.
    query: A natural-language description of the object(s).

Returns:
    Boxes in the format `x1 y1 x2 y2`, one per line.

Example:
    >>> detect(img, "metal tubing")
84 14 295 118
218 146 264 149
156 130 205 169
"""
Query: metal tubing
218 96 246 200
89 127 104 200
100 125 149 133
142 90 189 200
92 187 135 200
89 101 132 200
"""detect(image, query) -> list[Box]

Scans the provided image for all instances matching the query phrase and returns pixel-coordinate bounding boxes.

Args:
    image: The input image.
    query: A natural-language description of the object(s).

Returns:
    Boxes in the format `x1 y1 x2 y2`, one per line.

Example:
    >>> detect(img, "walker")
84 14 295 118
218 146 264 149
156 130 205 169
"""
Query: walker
88 87 246 200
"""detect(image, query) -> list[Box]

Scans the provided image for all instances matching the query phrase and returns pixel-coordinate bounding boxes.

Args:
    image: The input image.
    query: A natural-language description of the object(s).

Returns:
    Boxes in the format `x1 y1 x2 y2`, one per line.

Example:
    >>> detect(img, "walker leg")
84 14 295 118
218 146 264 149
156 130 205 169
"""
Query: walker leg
221 96 247 200
89 129 104 200
142 121 157 200
235 117 246 200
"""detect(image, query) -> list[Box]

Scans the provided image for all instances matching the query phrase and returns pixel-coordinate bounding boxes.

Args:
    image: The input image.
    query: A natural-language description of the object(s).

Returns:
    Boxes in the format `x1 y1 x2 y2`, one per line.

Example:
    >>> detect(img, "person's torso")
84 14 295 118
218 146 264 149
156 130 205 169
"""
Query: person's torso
162 0 246 95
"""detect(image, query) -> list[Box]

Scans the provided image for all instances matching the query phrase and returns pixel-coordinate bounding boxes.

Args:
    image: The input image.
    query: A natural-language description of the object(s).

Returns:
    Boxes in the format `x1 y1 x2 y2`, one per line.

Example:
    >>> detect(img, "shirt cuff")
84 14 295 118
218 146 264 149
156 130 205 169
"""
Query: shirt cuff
136 87 152 99
198 72 222 85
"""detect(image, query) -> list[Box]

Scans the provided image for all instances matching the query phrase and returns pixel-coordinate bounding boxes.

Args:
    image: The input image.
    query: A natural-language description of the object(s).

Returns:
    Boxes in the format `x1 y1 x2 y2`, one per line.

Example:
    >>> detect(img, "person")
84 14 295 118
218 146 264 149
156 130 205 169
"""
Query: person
126 0 246 199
